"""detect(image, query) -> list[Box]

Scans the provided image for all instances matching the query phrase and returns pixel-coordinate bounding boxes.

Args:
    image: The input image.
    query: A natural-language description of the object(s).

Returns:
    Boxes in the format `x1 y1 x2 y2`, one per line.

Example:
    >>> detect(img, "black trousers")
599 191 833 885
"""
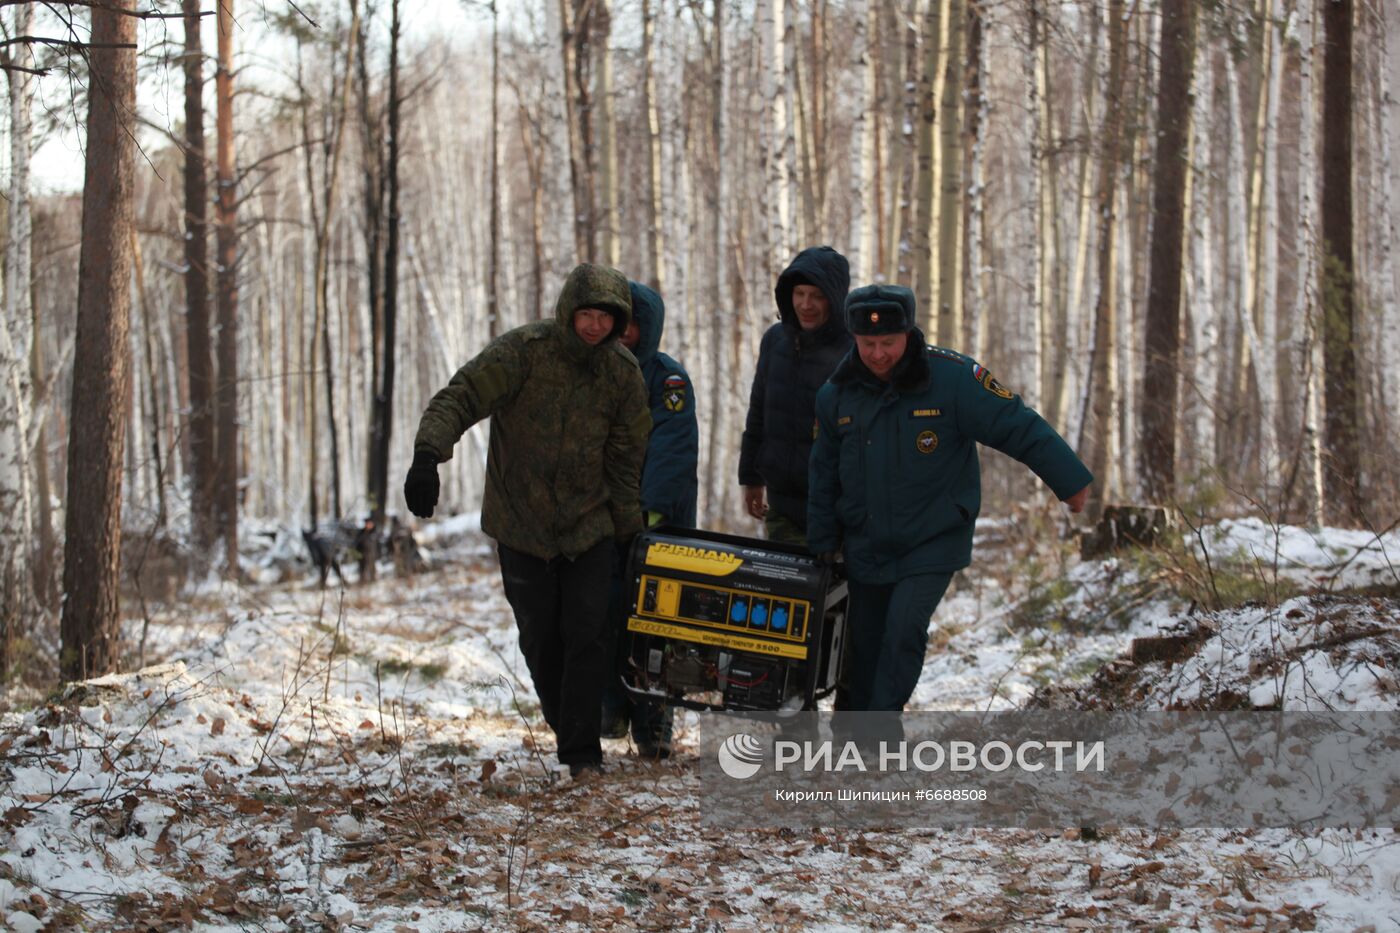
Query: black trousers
843 572 954 710
497 540 613 766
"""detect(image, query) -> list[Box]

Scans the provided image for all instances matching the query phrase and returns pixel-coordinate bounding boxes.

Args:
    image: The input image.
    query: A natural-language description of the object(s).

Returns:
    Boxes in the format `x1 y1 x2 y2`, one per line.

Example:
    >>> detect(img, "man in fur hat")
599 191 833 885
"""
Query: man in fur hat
808 284 1090 713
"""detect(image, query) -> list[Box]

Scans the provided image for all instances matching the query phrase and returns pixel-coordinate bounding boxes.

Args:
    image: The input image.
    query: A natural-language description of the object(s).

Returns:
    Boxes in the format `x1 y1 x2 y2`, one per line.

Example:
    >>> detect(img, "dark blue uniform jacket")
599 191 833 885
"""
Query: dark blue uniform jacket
738 246 852 530
629 282 699 528
808 329 1092 584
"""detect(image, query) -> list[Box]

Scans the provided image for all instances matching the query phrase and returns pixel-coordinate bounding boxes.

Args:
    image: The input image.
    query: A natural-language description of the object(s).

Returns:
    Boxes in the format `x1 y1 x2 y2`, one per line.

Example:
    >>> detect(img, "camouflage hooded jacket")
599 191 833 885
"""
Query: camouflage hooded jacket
412 264 651 560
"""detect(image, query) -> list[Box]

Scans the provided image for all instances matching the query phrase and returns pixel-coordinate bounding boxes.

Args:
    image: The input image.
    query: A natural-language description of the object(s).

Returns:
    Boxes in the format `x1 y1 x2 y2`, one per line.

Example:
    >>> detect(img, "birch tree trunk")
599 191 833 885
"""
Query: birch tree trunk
659 0 689 361
511 93 545 321
761 0 790 275
846 0 875 283
782 0 800 255
965 0 988 359
1079 0 1127 519
936 0 964 347
1224 49 1256 473
1021 0 1044 408
1186 47 1219 485
129 230 165 527
489 1 501 336
884 0 918 283
1282 0 1321 523
61 0 137 682
1255 2 1284 485
793 4 817 246
559 0 591 260
913 0 944 329
1037 2 1062 411
595 0 619 266
807 0 828 235
704 0 730 524
1061 0 1103 436
641 0 665 291
1291 0 1324 525
1372 0 1399 438
1 2 37 676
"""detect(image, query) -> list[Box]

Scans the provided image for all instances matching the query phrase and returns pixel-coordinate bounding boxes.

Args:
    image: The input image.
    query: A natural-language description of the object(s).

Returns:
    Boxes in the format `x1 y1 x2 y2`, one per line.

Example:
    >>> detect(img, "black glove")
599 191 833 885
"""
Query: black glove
403 450 440 519
816 550 840 566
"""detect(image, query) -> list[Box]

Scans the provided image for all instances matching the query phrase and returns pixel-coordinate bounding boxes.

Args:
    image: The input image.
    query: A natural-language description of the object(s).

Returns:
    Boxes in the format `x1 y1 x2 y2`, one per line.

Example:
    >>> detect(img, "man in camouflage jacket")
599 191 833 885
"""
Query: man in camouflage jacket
404 263 651 777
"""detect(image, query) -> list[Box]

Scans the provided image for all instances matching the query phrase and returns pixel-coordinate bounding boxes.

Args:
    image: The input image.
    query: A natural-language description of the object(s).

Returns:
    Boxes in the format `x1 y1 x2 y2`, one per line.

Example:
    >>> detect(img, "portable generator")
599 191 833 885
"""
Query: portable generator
621 527 848 712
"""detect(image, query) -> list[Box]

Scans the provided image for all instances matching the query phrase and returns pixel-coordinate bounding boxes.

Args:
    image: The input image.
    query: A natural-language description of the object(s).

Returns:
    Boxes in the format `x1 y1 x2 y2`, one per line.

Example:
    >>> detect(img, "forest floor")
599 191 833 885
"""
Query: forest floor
2 512 1399 932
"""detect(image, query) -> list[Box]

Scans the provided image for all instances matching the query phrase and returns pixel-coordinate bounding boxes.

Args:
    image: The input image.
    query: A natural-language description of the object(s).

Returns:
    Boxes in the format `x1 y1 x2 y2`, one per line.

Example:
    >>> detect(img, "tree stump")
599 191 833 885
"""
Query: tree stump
1080 504 1176 559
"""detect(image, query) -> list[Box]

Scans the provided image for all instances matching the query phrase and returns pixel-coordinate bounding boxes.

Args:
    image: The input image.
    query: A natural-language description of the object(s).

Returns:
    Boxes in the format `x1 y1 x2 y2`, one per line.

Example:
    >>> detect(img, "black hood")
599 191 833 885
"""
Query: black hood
627 281 665 366
774 246 851 340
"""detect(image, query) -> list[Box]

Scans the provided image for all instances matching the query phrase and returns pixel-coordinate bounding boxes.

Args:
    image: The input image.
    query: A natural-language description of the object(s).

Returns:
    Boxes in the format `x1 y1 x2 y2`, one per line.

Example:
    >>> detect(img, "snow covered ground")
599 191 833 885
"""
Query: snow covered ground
2 517 1397 931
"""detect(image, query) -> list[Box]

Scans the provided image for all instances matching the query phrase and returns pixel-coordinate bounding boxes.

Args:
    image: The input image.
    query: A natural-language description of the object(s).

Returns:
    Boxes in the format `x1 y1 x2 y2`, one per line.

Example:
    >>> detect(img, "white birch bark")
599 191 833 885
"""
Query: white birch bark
720 5 736 525
1062 0 1105 445
596 0 620 266
640 0 665 292
1255 4 1284 484
1 3 37 623
763 0 793 270
846 0 875 282
1115 179 1133 499
1225 49 1261 471
1187 46 1219 477
248 213 275 518
542 0 575 282
781 0 800 257
1374 0 1400 432
1021 0 1043 409
658 1 689 366
1292 0 1323 523
966 0 989 361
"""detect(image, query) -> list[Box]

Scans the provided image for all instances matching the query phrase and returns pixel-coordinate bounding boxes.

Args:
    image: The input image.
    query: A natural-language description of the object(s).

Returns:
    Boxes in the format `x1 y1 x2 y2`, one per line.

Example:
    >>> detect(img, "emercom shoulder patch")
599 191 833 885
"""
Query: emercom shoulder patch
972 365 1014 400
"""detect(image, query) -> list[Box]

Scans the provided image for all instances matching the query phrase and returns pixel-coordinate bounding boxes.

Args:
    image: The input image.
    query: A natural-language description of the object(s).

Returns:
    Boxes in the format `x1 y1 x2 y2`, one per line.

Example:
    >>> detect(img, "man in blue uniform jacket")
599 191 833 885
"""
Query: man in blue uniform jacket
602 281 699 757
808 284 1091 713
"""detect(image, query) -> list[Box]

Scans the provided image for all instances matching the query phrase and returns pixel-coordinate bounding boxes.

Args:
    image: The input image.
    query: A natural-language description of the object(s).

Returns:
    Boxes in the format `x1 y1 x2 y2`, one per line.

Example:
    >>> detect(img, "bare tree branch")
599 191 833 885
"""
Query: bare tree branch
4 0 215 17
0 35 136 52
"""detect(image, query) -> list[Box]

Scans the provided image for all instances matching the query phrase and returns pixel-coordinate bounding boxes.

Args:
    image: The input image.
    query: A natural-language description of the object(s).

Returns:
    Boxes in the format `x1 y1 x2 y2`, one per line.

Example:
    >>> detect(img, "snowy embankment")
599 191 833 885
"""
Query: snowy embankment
1 517 1397 931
